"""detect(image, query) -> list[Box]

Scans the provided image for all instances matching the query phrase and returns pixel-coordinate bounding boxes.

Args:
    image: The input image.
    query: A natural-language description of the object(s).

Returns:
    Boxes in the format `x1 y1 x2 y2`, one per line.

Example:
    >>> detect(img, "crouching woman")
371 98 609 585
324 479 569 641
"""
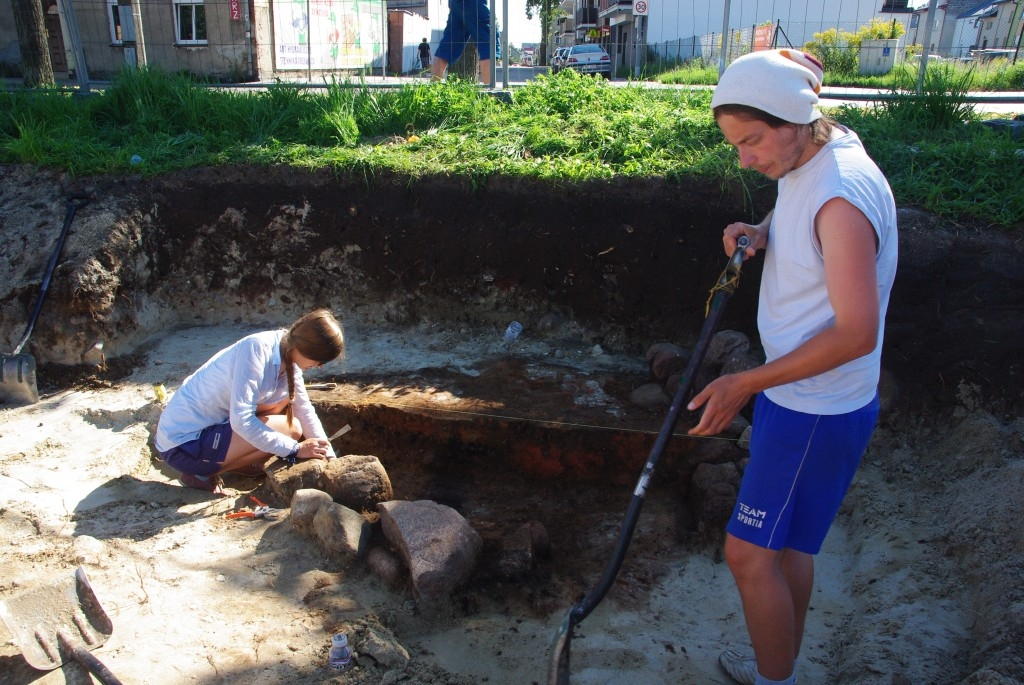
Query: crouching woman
155 309 344 494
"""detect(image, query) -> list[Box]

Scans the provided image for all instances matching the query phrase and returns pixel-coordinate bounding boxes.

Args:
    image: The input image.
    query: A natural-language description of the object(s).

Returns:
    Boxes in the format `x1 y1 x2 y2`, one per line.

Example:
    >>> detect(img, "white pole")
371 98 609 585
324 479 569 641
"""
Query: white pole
719 0 731 76
488 0 496 88
917 0 939 94
127 0 147 67
502 0 509 88
55 0 89 91
630 15 638 78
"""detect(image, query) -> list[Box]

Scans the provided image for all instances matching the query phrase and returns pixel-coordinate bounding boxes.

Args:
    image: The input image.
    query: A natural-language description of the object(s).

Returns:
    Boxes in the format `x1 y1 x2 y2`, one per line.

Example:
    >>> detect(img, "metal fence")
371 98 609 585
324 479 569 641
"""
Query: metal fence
1 0 1021 86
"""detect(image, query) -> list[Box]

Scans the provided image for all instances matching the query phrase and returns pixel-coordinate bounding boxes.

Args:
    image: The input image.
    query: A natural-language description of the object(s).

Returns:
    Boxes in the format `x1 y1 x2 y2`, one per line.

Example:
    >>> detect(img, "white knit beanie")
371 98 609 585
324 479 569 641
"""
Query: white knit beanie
711 49 825 124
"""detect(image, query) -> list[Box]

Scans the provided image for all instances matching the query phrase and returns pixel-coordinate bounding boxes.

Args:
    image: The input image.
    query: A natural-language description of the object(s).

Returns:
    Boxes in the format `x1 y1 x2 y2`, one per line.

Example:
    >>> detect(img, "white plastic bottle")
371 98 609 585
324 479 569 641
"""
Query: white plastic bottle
502 321 523 345
329 632 352 671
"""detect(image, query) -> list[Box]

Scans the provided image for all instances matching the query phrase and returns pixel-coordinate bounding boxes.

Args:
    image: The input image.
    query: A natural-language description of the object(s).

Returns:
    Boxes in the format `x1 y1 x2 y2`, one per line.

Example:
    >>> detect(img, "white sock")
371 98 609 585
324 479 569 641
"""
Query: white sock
755 674 795 685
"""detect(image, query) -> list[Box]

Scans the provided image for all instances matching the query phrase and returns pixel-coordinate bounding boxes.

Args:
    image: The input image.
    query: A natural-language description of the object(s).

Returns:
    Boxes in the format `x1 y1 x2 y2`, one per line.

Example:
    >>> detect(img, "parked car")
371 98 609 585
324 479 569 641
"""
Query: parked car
907 53 946 65
551 47 570 74
563 43 611 79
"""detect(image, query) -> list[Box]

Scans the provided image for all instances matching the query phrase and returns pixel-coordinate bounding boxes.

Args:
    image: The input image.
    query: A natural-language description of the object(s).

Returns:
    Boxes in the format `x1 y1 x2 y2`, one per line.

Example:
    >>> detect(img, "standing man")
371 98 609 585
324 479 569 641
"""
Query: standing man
417 37 431 70
687 49 898 685
431 0 492 83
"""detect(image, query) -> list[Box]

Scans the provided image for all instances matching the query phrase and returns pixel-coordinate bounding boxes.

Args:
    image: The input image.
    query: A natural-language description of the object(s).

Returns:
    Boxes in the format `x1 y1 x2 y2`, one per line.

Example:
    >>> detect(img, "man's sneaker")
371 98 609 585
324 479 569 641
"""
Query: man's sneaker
719 649 759 685
178 472 224 495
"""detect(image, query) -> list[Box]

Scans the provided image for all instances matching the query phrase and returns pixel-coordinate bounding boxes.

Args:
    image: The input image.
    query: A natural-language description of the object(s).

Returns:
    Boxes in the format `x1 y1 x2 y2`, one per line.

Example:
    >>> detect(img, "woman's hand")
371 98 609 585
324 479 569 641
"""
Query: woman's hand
687 372 756 436
296 438 330 460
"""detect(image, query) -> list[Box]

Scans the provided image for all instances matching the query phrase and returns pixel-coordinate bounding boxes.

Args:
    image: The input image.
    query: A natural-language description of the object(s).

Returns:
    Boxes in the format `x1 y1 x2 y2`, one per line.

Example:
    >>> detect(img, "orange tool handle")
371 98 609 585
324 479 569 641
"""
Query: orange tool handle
226 510 256 520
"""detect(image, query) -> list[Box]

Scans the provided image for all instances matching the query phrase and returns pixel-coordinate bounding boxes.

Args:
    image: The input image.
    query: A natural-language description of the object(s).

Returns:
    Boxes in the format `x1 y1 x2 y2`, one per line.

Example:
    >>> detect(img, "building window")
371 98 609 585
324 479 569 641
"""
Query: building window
174 0 207 44
107 0 122 44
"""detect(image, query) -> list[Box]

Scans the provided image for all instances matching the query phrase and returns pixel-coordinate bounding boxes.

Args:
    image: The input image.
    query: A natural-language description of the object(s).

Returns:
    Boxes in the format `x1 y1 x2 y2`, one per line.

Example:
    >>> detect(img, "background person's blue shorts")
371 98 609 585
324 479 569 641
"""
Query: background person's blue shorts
726 392 879 554
434 0 492 63
158 422 232 477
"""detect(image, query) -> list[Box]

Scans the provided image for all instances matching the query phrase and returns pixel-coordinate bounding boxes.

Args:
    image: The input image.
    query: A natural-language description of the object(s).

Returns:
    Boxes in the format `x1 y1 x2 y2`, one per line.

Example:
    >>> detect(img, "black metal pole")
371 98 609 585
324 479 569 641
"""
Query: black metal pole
548 236 750 685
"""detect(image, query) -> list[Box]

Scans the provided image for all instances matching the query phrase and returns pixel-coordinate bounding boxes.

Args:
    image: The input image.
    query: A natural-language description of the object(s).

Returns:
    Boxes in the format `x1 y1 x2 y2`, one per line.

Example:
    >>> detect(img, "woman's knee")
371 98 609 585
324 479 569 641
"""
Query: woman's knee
724 534 775 581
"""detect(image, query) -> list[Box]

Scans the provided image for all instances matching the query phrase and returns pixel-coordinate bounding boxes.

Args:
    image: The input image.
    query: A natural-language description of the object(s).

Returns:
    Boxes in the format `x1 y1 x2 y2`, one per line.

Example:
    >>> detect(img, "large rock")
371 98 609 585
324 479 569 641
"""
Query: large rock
268 455 393 513
266 458 326 503
629 382 670 410
706 330 752 366
646 342 689 381
319 455 393 513
312 502 372 560
365 546 404 587
290 488 334 533
376 500 482 606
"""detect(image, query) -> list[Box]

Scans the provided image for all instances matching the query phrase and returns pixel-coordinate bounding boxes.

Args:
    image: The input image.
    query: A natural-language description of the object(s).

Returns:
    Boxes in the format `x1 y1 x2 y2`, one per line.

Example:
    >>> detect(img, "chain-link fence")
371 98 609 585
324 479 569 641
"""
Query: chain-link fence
1 0 1021 86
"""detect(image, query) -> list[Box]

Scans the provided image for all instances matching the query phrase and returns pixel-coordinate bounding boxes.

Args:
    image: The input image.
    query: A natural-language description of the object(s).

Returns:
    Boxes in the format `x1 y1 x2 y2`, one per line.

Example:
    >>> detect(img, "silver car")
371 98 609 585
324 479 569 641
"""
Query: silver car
563 43 611 79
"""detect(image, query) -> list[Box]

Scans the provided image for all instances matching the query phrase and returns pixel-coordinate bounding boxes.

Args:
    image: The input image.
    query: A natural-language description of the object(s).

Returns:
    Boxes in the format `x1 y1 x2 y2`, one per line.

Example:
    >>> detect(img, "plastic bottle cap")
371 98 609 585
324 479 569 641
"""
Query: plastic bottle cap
332 633 348 647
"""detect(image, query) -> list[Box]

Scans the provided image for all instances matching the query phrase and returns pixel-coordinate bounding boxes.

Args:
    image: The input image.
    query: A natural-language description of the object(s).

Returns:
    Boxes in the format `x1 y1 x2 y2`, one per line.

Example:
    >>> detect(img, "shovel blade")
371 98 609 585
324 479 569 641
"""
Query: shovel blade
0 352 40 405
0 567 113 671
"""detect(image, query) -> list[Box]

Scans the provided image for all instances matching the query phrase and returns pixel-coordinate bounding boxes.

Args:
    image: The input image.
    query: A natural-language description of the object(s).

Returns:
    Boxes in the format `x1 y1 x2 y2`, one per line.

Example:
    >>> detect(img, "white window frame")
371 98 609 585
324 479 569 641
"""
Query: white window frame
107 0 122 45
173 0 208 45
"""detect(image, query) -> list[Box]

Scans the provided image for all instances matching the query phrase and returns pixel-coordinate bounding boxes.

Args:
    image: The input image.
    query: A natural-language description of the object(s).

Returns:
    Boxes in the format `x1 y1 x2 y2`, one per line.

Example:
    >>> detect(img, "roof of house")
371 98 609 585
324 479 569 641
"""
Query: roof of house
957 0 1012 20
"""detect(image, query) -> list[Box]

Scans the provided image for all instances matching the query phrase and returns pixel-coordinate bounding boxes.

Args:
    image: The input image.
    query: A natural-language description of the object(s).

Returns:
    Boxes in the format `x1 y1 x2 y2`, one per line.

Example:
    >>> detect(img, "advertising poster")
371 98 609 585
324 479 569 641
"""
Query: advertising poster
274 0 384 70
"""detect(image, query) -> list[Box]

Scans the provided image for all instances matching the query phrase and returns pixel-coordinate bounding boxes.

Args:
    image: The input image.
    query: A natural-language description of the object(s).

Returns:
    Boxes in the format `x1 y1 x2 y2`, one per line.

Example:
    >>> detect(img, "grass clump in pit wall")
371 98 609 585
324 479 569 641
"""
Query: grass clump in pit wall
0 66 1021 229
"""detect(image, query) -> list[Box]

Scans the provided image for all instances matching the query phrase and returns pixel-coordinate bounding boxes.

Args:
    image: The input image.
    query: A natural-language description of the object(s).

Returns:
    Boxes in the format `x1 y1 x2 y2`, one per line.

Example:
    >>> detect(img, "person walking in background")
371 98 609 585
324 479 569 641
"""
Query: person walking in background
431 0 492 83
155 309 345 495
688 49 898 685
418 37 431 70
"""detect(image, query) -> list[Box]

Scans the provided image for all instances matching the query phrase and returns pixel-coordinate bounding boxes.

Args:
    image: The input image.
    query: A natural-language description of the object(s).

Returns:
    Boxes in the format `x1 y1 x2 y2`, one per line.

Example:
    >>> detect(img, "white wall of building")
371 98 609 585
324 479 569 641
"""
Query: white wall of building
646 0 893 50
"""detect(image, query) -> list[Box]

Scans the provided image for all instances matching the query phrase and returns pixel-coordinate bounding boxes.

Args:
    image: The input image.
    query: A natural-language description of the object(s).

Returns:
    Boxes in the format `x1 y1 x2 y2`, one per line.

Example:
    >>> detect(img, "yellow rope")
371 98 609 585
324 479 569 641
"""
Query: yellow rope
705 268 741 316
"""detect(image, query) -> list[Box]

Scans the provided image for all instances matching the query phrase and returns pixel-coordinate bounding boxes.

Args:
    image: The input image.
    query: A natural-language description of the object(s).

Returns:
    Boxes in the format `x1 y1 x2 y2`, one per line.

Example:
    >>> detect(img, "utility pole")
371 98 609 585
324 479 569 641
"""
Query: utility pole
118 0 148 68
719 0 731 76
56 0 90 91
917 0 939 94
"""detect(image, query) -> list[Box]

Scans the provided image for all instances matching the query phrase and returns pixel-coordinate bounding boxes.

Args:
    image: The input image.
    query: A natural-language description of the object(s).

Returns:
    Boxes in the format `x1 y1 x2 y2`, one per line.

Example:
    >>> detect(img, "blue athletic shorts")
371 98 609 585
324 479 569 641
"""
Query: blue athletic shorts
434 0 492 63
158 422 232 477
726 392 879 554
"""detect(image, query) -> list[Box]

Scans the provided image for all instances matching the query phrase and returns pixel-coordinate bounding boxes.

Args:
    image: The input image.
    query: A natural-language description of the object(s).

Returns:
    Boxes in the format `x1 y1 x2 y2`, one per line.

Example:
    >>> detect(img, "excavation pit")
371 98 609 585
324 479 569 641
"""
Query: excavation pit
1 164 1023 684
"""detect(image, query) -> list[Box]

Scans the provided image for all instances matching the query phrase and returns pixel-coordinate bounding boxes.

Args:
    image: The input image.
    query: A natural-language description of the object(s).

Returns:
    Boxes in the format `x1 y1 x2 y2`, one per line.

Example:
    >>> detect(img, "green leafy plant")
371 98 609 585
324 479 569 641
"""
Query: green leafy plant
805 28 859 77
805 19 906 79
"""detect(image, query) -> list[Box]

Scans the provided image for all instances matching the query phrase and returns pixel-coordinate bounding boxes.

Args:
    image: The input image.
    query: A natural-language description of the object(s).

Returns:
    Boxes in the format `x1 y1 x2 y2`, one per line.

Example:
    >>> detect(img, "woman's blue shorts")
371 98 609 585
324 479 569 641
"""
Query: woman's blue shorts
158 422 232 477
726 392 879 554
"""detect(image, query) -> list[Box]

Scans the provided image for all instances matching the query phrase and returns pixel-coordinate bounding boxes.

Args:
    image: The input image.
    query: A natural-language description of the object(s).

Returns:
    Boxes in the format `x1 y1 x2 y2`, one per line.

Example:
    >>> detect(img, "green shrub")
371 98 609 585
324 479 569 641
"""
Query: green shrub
805 18 906 79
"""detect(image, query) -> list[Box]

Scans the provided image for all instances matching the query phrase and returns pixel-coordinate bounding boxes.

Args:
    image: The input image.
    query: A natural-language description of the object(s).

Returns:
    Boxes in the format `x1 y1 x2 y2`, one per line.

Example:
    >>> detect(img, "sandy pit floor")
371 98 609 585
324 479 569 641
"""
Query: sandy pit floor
1 164 1022 684
1 317 1022 685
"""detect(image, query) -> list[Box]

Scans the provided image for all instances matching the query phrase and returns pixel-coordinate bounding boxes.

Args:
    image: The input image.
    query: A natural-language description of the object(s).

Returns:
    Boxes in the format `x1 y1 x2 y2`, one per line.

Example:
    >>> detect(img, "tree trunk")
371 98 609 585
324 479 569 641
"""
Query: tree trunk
450 41 479 79
12 0 54 87
540 0 551 66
